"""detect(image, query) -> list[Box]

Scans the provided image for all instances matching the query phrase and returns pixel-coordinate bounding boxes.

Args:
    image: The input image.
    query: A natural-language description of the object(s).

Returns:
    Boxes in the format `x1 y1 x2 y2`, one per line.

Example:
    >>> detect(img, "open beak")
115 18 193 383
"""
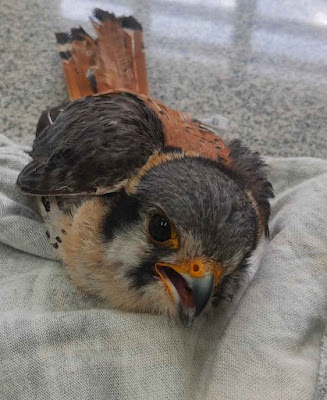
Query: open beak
155 260 223 327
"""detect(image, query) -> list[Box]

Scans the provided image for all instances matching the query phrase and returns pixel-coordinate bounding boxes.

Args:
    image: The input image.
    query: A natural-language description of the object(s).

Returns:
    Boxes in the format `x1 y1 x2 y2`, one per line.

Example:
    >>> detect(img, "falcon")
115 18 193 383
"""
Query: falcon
17 9 273 326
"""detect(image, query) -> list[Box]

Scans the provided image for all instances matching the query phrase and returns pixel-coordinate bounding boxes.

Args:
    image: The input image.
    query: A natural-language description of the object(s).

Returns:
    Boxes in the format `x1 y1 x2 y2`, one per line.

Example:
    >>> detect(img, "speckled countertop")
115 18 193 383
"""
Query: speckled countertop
1 0 327 158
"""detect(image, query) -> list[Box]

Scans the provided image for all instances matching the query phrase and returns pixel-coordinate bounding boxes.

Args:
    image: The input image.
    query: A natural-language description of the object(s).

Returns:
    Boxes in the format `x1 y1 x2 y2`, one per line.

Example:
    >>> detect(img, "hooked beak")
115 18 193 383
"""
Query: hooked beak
155 260 223 327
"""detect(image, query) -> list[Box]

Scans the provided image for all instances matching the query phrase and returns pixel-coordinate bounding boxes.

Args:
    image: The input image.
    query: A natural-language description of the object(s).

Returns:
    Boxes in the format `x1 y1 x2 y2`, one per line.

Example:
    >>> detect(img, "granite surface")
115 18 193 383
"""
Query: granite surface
1 0 327 158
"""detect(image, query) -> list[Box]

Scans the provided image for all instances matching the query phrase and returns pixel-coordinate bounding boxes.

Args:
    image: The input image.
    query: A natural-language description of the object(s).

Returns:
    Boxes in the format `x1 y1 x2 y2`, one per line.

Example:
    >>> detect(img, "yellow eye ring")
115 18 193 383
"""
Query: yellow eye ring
147 213 179 249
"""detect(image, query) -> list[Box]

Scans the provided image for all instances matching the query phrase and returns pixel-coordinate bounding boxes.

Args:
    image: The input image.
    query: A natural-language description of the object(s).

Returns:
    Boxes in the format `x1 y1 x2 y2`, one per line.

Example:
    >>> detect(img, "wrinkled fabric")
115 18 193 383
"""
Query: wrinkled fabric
0 134 326 400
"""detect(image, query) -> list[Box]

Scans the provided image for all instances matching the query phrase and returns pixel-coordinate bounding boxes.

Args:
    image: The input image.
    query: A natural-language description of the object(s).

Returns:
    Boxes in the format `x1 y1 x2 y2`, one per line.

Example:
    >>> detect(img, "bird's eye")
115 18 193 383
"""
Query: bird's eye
148 214 172 242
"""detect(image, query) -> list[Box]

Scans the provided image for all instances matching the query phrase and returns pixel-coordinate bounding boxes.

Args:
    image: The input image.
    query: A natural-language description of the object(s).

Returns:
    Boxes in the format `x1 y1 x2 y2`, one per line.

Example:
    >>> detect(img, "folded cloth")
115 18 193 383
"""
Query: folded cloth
0 134 326 400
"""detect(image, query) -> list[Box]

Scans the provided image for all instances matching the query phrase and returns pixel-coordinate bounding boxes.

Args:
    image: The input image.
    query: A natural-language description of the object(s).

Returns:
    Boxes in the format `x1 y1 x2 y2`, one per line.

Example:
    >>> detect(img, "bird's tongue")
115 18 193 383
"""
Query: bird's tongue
163 267 195 308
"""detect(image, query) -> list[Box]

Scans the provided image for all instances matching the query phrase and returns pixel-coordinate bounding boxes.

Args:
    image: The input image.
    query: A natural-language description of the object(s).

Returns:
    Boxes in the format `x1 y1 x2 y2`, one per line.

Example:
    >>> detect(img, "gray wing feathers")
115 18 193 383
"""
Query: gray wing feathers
17 93 164 196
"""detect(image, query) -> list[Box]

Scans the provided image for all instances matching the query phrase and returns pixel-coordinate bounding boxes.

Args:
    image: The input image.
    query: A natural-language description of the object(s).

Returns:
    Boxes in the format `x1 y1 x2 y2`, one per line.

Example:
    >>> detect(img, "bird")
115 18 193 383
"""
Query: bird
17 9 274 327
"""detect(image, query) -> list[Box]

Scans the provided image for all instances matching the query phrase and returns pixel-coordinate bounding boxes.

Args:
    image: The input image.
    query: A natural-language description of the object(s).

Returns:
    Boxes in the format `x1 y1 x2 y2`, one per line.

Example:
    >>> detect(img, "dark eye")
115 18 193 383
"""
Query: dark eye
148 214 172 243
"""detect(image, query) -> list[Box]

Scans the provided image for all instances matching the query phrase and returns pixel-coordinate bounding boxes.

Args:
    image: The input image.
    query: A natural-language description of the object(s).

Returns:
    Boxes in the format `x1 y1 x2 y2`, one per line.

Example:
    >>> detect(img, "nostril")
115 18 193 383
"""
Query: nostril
192 264 200 272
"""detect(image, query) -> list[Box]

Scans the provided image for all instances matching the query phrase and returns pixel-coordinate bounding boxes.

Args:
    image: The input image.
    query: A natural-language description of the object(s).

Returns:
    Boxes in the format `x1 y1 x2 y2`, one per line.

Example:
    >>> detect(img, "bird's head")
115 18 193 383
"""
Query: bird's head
82 149 272 326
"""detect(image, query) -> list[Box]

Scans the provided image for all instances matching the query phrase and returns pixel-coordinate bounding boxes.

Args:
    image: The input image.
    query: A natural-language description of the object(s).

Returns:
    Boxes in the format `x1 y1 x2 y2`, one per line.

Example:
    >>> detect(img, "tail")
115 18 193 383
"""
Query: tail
55 9 149 101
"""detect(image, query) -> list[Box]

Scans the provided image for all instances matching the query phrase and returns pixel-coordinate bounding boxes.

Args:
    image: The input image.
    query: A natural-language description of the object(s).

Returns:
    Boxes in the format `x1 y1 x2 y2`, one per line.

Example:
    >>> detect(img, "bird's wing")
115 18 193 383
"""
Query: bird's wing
17 93 164 196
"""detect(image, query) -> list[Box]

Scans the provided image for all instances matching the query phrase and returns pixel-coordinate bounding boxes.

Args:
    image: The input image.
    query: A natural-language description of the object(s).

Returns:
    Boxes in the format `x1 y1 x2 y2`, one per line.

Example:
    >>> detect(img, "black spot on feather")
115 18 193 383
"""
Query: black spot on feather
93 9 117 22
87 69 98 93
120 16 142 31
71 27 87 41
55 32 71 45
41 196 50 212
92 9 142 31
59 51 71 60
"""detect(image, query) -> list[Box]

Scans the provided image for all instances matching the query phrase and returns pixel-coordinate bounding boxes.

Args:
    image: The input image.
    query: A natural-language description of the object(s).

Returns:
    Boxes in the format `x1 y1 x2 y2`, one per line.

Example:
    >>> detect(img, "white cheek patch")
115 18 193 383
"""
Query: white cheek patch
103 222 177 281
104 223 149 274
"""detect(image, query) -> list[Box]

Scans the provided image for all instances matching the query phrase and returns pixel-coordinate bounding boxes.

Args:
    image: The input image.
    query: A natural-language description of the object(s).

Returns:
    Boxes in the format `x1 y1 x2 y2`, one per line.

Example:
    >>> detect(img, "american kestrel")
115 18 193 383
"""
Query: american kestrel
17 9 273 326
